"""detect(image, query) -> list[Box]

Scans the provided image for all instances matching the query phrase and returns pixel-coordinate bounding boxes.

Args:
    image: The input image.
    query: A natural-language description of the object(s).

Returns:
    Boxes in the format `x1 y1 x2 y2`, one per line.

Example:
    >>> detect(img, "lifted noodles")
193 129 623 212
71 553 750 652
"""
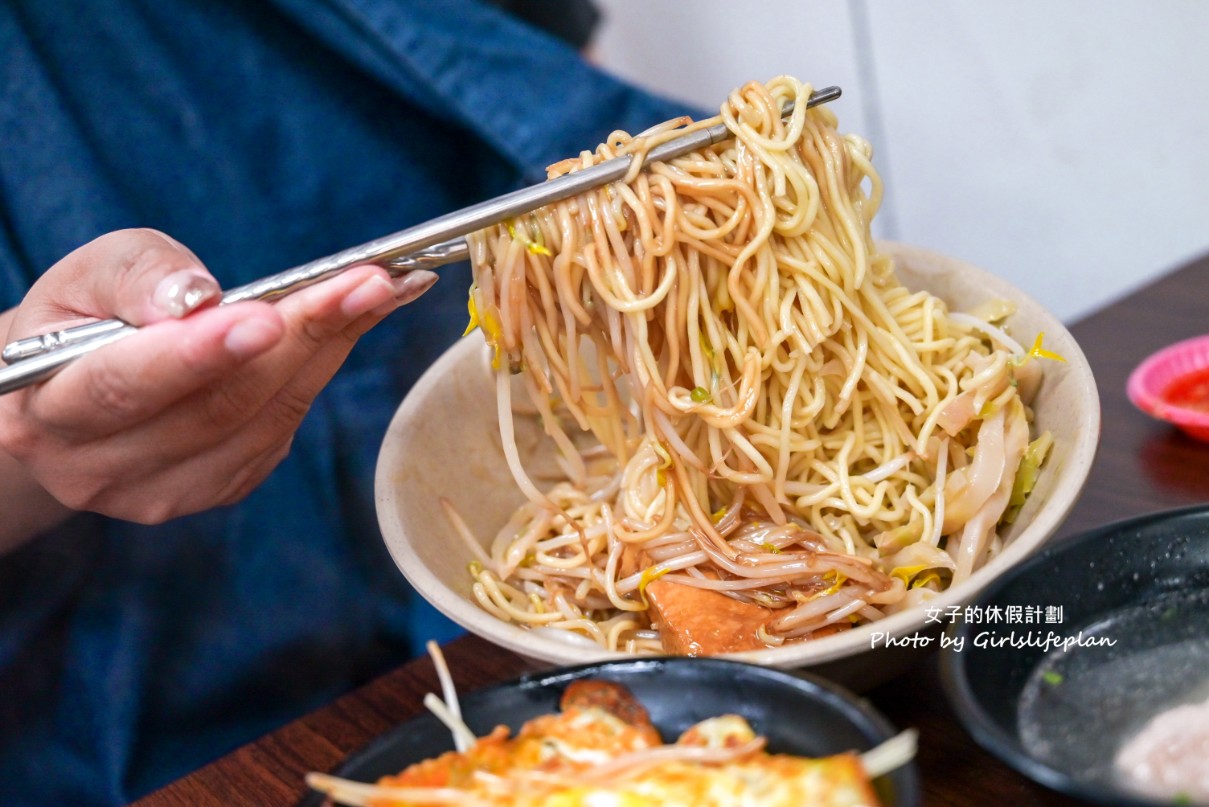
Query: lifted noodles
461 76 1054 655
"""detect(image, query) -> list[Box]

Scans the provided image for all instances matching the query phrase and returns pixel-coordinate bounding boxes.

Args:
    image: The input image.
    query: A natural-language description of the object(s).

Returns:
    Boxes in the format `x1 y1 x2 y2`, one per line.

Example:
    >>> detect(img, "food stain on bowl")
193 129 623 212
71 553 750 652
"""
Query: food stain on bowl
1127 334 1209 441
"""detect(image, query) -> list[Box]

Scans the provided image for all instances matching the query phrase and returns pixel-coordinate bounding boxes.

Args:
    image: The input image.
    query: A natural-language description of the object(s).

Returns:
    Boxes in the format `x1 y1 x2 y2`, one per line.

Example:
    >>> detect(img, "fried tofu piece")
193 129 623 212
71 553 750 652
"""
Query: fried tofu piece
646 578 774 655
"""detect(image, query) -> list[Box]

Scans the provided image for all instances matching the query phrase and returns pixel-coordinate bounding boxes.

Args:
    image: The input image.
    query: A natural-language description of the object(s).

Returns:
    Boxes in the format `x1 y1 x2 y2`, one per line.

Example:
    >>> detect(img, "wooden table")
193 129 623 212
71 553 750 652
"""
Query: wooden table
136 253 1209 806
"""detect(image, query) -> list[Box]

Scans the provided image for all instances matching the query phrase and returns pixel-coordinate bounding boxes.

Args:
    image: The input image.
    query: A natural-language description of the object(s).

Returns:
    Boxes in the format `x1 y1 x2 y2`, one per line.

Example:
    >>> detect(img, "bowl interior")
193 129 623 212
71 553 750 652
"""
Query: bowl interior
375 242 1100 681
941 506 1209 805
297 658 920 807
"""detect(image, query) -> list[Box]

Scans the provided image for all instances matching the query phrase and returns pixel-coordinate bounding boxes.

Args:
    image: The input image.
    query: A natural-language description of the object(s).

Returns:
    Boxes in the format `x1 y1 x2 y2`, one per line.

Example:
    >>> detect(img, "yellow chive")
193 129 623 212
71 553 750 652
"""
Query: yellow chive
637 566 669 607
890 564 928 585
474 306 504 371
812 570 846 599
912 571 941 590
653 442 673 470
508 219 553 256
654 443 672 486
1027 332 1067 363
463 288 481 337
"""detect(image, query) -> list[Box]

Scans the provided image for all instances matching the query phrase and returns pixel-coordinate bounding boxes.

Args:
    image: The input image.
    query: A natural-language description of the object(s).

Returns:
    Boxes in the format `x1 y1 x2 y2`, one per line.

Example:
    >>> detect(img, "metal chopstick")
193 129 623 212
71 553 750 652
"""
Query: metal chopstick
0 238 474 365
0 86 840 395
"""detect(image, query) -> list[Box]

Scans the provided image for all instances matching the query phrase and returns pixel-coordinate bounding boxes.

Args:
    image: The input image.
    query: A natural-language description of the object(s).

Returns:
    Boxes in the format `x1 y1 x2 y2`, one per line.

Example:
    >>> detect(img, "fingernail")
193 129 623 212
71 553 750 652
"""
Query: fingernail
341 274 396 318
153 270 220 318
224 317 280 359
392 270 439 305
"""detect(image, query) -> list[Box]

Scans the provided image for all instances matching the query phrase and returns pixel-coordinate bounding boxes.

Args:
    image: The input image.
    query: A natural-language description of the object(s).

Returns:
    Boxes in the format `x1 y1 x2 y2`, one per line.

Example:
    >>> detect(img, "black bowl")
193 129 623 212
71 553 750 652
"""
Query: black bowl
299 656 920 806
941 505 1209 805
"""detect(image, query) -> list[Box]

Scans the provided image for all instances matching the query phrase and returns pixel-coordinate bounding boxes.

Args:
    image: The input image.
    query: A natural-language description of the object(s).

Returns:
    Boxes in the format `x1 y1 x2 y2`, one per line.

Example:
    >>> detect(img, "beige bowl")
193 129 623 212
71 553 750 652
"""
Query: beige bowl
375 243 1100 689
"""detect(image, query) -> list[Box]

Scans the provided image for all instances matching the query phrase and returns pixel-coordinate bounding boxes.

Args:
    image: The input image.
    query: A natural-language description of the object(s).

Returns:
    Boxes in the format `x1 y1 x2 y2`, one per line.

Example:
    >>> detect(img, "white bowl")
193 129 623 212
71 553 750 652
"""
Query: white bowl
375 243 1100 689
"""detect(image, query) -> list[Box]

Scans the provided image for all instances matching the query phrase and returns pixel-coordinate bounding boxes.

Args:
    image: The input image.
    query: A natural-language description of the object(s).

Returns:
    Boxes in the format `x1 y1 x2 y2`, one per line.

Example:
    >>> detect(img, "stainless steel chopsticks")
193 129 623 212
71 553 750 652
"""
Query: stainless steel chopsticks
0 86 840 395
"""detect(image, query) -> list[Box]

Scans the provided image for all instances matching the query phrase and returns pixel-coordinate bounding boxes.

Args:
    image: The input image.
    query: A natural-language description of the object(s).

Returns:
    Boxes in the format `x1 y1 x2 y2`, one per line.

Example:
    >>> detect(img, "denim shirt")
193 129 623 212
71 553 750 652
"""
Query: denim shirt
0 1 689 802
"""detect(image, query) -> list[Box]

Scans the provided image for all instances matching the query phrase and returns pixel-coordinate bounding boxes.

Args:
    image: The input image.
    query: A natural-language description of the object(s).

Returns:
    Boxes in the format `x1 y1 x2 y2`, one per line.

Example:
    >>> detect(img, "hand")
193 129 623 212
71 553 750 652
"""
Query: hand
0 228 438 530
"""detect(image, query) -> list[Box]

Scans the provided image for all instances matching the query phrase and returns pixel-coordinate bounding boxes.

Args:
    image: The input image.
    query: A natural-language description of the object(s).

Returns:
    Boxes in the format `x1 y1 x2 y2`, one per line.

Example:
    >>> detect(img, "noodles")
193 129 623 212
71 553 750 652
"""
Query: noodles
461 76 1051 654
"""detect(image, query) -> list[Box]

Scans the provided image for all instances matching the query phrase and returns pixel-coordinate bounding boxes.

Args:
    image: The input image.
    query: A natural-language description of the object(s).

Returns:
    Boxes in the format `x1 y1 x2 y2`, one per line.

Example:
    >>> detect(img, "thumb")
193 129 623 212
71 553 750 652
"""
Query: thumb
16 229 222 334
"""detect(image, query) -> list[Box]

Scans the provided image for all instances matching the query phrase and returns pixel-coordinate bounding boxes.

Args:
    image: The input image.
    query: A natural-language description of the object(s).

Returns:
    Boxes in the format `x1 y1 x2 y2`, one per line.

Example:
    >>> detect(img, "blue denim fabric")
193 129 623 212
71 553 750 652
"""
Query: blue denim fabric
0 1 690 803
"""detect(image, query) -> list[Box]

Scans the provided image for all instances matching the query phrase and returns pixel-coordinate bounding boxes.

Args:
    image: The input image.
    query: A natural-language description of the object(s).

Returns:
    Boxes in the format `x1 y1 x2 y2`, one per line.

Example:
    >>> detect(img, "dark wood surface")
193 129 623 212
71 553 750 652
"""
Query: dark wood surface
135 253 1209 807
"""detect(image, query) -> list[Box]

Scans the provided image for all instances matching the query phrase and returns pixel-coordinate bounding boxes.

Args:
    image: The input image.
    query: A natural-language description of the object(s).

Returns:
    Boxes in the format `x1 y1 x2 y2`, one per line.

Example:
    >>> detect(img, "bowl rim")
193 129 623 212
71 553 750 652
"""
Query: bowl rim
938 503 1209 806
376 242 1102 670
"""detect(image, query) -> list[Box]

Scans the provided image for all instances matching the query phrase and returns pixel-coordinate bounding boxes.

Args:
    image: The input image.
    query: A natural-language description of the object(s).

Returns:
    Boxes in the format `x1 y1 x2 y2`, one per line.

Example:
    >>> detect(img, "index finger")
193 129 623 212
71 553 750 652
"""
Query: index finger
20 301 285 438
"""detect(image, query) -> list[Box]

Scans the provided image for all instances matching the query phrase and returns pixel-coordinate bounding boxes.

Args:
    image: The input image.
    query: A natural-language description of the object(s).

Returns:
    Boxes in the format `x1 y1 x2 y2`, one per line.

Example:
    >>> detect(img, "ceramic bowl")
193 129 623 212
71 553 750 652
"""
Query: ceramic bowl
375 243 1100 690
